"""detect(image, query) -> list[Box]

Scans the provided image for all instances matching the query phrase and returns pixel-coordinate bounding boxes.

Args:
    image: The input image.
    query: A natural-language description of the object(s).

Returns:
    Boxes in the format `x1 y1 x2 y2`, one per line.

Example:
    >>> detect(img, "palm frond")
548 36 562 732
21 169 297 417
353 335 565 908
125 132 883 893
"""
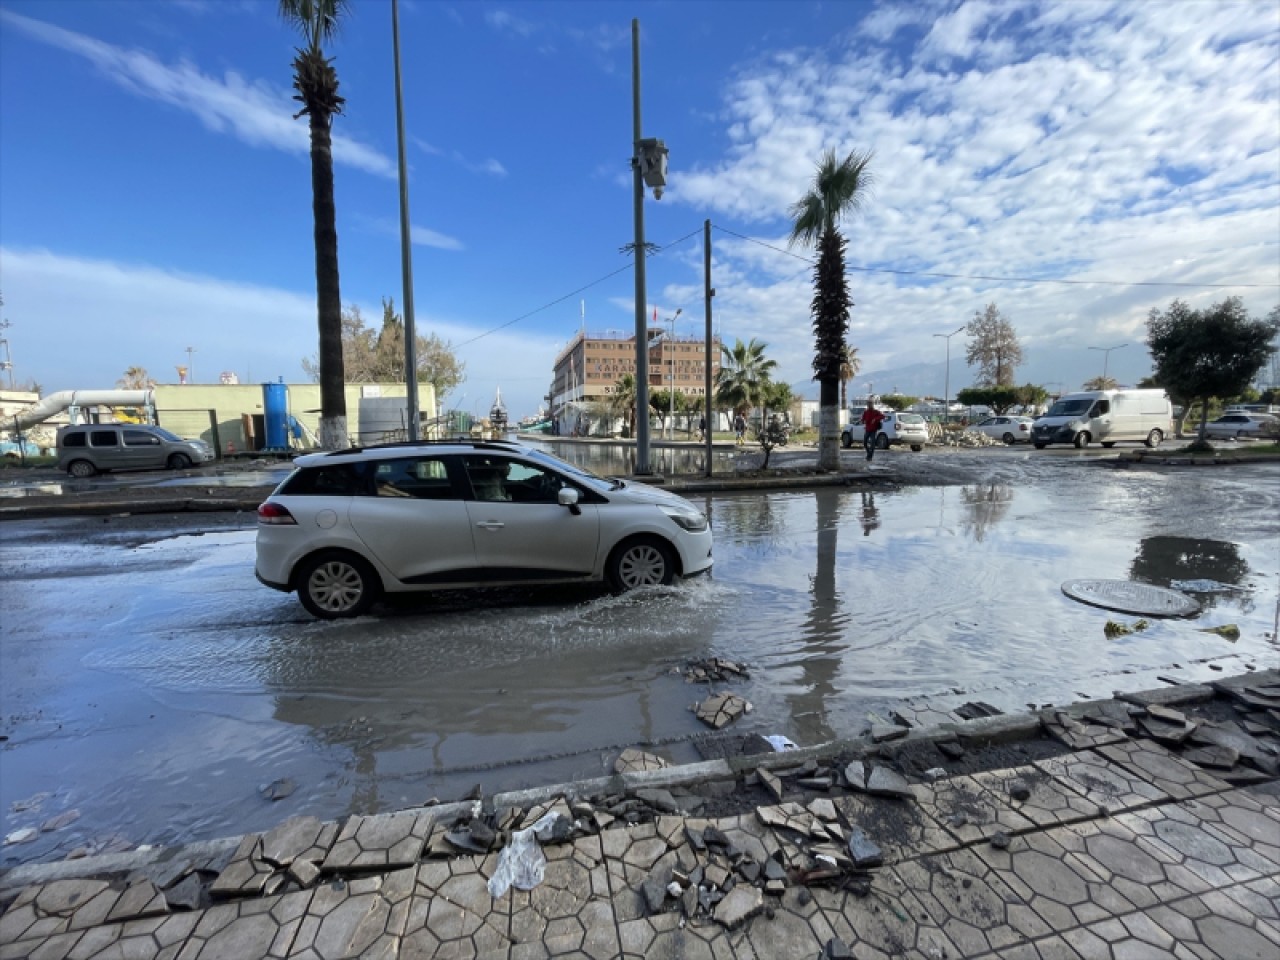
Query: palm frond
279 0 349 51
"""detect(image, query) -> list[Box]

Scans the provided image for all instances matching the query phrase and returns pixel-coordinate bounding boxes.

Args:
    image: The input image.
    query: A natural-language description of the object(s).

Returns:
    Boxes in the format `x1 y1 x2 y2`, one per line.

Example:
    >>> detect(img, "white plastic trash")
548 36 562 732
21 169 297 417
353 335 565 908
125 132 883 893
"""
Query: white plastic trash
487 812 565 897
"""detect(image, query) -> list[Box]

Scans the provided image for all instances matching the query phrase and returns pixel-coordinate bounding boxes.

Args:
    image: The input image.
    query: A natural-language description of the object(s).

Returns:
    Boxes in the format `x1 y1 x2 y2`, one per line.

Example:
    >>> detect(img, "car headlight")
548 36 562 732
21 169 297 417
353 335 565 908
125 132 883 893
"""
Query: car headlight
660 505 708 532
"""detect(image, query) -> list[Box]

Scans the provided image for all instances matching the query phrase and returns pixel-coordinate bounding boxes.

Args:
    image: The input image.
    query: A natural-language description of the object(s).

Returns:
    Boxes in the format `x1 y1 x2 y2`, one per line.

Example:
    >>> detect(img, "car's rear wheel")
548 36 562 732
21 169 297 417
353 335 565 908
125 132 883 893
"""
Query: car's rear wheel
1101 441 1116 448
167 453 192 470
1033 442 1047 450
910 444 923 452
1236 430 1246 440
67 459 96 478
1073 432 1090 449
875 433 890 450
1002 432 1015 444
295 550 380 619
1145 429 1163 448
607 536 676 591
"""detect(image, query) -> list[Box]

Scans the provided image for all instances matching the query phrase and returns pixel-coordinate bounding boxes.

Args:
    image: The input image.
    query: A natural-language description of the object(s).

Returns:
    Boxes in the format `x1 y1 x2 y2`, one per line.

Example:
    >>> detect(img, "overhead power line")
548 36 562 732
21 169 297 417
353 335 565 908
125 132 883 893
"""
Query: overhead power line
712 225 1280 290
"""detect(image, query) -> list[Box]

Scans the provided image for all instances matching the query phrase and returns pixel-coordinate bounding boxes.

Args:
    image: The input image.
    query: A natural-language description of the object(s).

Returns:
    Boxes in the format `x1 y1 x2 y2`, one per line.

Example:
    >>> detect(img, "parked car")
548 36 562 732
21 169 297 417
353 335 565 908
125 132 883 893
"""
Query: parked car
1201 414 1280 440
255 439 715 618
1032 389 1172 449
969 416 1036 444
841 411 930 451
56 424 214 477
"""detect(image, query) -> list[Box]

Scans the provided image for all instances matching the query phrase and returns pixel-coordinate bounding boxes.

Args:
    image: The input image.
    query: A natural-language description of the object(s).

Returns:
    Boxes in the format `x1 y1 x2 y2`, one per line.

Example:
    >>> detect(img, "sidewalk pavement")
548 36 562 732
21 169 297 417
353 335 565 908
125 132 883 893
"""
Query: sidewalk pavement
2 671 1278 959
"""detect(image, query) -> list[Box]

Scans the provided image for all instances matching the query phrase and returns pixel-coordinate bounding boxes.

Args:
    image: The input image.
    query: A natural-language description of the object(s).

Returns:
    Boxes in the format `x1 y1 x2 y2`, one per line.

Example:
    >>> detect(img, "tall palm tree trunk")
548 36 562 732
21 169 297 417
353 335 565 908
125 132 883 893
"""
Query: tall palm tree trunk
309 111 347 449
814 230 850 471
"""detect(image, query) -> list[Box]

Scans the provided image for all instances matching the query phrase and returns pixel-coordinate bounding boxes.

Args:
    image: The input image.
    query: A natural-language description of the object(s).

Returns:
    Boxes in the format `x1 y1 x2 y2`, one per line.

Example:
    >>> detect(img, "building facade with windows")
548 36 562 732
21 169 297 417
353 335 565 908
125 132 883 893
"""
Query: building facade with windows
549 330 722 434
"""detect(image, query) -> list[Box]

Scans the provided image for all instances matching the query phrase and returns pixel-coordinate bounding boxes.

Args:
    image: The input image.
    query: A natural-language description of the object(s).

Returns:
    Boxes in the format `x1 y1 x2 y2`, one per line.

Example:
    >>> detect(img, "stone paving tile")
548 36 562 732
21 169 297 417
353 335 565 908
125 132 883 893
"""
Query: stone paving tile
616 910 746 959
1175 787 1280 862
1034 751 1169 814
1094 738 1233 801
743 886 835 959
287 867 415 959
1074 887 1280 960
990 937 1087 959
400 853 511 959
0 875 172 947
974 816 1208 933
832 792 960 865
891 847 1053 957
1217 875 1280 942
210 835 276 899
1109 799 1280 889
321 810 434 874
508 835 620 960
809 882 955 960
910 775 1037 844
600 823 694 923
968 765 1099 829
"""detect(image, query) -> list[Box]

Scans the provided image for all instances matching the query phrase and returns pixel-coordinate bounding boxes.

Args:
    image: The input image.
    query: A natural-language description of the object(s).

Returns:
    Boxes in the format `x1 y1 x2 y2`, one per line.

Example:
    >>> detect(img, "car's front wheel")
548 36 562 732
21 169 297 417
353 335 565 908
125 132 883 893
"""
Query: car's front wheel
1073 432 1090 449
1002 432 1016 444
1033 442 1047 450
607 536 676 591
67 459 96 478
841 432 853 449
295 551 380 619
910 444 923 452
167 453 192 470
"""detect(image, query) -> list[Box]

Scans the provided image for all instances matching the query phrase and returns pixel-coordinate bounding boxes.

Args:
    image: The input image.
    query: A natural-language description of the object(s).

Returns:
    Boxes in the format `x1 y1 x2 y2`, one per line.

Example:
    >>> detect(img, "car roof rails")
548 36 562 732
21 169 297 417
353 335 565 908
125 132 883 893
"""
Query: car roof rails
322 437 523 457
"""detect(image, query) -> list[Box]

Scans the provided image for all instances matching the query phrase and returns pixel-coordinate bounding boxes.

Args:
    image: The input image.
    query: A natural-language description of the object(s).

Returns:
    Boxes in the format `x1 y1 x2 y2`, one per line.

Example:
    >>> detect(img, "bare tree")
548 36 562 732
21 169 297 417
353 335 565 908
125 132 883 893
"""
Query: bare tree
964 303 1024 387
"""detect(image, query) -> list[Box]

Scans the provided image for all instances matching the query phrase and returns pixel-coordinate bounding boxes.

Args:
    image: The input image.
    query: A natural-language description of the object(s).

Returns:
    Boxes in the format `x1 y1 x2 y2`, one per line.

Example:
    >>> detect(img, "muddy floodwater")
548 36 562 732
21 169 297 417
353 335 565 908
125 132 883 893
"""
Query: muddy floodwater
1 453 1277 867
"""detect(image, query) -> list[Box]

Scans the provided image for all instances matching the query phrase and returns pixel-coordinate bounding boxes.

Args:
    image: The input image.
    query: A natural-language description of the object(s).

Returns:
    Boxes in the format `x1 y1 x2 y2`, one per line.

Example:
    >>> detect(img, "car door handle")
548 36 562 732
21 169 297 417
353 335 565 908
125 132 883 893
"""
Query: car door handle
475 521 505 531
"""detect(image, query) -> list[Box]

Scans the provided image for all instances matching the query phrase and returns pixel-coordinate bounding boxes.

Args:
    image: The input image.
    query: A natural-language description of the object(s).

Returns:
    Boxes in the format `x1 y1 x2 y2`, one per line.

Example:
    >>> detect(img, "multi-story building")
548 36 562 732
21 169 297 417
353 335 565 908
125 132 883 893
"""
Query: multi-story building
550 329 722 433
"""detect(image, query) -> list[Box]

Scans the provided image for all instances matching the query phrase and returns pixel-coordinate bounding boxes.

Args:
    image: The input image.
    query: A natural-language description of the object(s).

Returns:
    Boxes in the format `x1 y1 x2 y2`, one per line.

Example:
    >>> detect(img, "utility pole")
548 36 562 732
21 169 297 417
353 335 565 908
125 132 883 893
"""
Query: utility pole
631 19 651 474
0 314 13 391
933 326 963 424
186 346 196 384
392 0 420 439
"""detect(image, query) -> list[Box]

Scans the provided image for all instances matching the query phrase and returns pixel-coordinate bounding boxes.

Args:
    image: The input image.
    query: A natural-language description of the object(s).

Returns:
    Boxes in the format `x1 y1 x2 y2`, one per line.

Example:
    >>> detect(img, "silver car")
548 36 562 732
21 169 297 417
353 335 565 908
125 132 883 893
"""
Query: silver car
255 439 714 618
1201 414 1279 440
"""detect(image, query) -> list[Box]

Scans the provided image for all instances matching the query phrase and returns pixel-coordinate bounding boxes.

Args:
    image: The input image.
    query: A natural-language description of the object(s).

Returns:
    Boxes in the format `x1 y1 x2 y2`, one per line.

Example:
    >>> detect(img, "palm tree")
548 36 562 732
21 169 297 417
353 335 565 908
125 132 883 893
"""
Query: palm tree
715 338 777 421
789 148 875 471
280 0 350 449
609 373 638 437
839 344 861 411
117 366 154 389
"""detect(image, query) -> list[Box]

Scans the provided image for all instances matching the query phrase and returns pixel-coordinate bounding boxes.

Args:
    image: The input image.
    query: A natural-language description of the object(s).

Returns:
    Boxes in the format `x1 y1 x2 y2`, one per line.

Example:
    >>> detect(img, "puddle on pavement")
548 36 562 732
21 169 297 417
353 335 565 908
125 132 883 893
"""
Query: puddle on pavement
2 463 1277 865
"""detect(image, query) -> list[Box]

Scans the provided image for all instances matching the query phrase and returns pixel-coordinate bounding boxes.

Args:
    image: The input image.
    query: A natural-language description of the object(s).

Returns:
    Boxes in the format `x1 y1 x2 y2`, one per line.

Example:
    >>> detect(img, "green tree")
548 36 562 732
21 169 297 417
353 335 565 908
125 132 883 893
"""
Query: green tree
1082 375 1119 391
1146 297 1280 449
789 148 875 471
838 344 861 411
965 303 1023 387
880 394 918 412
715 338 777 417
1013 383 1050 412
956 385 1020 415
608 373 638 437
281 0 351 449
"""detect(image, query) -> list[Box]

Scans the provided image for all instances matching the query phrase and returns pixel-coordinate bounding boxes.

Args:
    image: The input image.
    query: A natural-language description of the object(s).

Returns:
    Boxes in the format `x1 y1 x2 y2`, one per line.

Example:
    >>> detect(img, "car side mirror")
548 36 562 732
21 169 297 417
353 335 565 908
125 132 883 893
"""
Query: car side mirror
558 486 581 515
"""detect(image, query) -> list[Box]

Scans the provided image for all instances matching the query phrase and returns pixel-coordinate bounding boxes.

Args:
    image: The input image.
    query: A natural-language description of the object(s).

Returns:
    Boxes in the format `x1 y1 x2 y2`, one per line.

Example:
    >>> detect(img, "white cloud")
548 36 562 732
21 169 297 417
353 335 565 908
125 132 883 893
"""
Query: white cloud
663 0 1280 395
359 216 464 251
0 10 396 178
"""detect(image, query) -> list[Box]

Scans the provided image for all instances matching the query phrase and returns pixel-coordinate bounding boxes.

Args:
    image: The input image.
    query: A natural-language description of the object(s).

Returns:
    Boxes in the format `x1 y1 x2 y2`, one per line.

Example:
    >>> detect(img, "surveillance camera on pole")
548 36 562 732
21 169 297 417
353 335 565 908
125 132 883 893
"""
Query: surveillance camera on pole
637 138 668 200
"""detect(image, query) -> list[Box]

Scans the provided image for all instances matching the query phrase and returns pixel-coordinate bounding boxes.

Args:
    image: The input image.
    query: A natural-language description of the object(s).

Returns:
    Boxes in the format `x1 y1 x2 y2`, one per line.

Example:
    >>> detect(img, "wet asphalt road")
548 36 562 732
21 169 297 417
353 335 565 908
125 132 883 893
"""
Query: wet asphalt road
2 447 1278 867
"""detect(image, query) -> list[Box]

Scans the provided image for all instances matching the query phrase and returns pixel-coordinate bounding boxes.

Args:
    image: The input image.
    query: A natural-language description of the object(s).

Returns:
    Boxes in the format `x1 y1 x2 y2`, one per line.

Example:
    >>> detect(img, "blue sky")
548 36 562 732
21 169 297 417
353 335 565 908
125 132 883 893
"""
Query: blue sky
1 0 1277 419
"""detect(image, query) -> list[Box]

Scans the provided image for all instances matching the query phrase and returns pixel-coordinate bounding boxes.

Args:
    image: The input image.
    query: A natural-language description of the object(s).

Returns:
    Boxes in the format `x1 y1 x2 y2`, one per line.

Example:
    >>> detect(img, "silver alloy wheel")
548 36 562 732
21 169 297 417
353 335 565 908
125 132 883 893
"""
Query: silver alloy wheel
616 542 670 589
306 559 367 614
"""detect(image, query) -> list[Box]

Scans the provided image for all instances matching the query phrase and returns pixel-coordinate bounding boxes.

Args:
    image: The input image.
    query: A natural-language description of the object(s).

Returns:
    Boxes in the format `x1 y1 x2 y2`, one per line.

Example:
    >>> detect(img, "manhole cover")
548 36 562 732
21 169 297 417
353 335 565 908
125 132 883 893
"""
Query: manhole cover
1061 579 1200 617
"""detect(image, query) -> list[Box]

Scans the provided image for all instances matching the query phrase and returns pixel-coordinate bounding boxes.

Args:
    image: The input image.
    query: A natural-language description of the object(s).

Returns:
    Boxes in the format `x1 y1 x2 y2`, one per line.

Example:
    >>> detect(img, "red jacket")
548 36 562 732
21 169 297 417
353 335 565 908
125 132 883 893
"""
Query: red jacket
861 408 886 432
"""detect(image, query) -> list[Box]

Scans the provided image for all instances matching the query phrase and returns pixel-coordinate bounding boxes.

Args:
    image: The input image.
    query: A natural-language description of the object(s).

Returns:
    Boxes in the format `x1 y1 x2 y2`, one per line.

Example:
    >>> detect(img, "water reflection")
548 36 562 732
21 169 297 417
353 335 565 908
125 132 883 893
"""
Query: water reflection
959 483 1015 541
858 491 881 536
1129 535 1253 612
523 439 735 478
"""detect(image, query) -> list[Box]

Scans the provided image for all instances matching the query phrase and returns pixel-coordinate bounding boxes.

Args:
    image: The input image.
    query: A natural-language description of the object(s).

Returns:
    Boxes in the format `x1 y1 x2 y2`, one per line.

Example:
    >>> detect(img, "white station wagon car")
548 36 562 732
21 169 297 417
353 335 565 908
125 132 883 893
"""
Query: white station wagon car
969 416 1036 444
256 439 714 618
841 411 930 451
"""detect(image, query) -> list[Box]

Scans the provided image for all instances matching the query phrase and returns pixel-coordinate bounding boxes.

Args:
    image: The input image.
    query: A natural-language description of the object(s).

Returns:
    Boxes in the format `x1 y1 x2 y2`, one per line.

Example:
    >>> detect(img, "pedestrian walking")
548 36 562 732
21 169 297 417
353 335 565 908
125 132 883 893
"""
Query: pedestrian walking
733 412 747 446
698 415 707 441
860 401 886 462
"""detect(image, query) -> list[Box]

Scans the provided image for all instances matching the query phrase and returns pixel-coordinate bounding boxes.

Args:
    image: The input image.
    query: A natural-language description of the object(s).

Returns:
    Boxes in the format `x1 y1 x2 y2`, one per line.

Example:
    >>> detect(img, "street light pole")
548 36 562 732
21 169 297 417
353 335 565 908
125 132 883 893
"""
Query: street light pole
933 326 964 424
1088 343 1128 381
392 0 420 440
186 346 196 384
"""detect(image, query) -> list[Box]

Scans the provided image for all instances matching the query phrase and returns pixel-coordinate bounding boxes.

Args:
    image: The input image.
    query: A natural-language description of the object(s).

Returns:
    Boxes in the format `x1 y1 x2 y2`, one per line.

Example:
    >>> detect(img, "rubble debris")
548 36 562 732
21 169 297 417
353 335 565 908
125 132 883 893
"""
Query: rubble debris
695 692 751 729
259 778 296 802
758 767 785 803
1198 624 1241 640
681 658 751 683
614 748 669 774
954 701 1003 720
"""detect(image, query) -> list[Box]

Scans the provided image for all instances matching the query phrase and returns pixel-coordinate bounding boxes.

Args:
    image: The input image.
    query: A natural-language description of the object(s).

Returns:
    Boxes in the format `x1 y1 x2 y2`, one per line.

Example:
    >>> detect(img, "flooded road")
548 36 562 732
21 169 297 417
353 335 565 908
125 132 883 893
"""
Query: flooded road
2 453 1277 866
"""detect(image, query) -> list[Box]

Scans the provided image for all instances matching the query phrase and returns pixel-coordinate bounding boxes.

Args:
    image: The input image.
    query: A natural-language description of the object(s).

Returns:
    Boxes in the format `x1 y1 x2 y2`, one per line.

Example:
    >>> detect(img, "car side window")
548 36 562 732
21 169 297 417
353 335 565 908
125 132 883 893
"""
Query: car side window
463 455 514 502
89 430 119 448
123 430 160 447
373 457 457 500
282 463 369 496
504 460 565 504
63 432 86 448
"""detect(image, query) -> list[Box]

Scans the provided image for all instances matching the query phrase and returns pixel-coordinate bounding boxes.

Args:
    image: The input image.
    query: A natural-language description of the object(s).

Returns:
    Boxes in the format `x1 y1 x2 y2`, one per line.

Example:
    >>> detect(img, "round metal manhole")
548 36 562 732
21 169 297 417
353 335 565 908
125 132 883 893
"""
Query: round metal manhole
1062 579 1200 617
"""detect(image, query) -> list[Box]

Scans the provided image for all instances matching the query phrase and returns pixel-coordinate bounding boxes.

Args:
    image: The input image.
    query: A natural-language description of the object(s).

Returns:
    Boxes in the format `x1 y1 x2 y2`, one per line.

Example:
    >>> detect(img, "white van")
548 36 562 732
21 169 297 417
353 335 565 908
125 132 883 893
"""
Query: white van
1031 389 1172 449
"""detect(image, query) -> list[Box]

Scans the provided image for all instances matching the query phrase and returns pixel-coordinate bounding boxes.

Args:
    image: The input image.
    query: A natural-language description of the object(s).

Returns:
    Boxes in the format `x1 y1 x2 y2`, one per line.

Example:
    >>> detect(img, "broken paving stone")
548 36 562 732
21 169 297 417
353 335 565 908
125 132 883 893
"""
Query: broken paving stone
703 825 731 849
759 767 785 803
635 788 678 813
260 815 326 867
686 826 707 852
259 778 296 802
865 766 913 800
763 859 787 882
164 873 204 911
870 723 909 743
614 748 669 774
846 827 883 869
796 776 834 791
714 885 764 929
808 798 838 822
990 830 1012 850
695 693 751 729
955 701 1003 720
1182 745 1240 769
642 876 668 915
287 858 320 888
1147 704 1189 724
826 936 855 959
843 760 867 791
445 826 492 855
681 885 698 918
938 741 966 760
40 809 81 833
1138 715 1198 745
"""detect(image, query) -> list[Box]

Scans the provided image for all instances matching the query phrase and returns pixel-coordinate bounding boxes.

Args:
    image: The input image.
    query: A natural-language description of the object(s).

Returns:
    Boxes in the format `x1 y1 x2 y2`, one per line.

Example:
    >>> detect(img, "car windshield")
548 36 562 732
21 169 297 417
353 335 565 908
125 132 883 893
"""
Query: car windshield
1046 398 1092 417
154 428 183 442
524 448 611 487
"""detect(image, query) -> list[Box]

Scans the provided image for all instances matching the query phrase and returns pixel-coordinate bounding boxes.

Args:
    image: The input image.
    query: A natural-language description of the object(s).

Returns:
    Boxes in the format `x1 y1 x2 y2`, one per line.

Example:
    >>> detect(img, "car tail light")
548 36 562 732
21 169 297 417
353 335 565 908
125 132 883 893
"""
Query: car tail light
1019 423 1029 431
258 502 297 525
